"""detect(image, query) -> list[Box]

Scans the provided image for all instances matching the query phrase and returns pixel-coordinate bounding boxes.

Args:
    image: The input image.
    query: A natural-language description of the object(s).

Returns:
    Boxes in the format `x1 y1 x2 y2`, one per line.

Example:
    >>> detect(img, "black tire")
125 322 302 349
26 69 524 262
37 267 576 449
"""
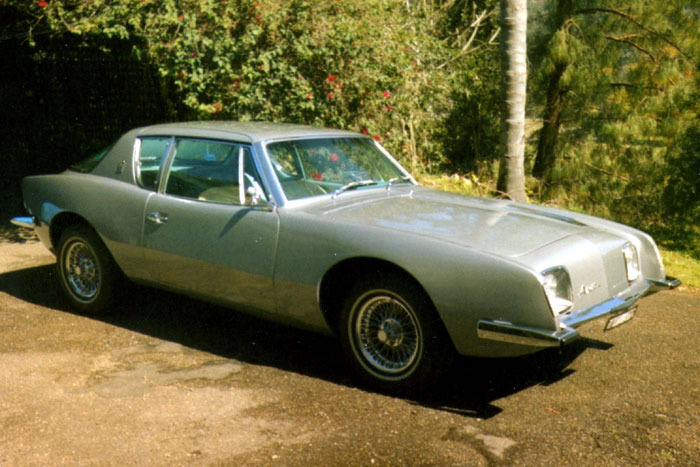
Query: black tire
56 225 117 314
339 273 453 396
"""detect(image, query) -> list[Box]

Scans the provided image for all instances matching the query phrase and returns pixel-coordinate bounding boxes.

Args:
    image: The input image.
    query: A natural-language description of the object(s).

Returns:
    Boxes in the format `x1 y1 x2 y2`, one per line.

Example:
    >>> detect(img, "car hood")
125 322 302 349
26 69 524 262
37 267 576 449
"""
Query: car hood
305 187 590 258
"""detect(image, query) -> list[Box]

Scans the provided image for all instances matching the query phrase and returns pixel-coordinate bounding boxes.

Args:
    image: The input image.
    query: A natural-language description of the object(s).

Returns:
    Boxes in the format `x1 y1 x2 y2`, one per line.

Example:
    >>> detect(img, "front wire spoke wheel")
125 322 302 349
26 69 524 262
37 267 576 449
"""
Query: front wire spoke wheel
340 273 454 395
353 294 422 378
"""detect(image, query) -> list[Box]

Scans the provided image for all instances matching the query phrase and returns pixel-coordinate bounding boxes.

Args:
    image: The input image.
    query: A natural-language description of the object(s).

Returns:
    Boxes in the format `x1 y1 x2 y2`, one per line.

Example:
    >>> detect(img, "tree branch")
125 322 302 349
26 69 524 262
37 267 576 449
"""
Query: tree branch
575 7 688 58
584 162 630 182
604 34 657 62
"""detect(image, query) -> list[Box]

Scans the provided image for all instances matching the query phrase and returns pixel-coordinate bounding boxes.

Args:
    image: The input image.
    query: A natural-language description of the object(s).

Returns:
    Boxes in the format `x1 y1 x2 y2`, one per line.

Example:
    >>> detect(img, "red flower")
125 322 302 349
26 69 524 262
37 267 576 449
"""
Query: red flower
325 75 337 83
383 90 391 99
213 102 222 113
385 105 393 112
373 134 382 142
361 127 368 135
259 65 265 70
233 81 239 86
334 83 342 89
178 14 184 20
221 0 227 4
252 2 259 7
37 0 48 7
329 152 339 162
306 92 314 99
327 92 335 99
312 173 323 181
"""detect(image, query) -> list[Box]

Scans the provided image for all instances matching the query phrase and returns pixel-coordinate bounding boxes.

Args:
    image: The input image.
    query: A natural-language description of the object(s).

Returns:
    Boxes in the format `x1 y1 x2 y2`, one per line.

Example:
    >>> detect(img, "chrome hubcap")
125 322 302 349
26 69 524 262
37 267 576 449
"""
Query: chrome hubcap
64 240 100 301
354 294 421 375
377 318 404 347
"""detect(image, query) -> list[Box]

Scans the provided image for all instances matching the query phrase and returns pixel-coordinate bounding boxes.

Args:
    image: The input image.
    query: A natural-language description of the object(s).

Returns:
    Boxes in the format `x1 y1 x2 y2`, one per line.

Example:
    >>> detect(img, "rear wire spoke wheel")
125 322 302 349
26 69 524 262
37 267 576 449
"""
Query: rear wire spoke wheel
63 240 100 301
57 225 117 314
340 273 452 395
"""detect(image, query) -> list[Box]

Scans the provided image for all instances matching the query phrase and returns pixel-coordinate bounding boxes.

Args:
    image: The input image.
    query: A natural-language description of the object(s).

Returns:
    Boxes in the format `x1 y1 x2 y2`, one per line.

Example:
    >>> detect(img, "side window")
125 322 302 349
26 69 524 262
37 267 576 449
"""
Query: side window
136 137 172 190
164 139 266 205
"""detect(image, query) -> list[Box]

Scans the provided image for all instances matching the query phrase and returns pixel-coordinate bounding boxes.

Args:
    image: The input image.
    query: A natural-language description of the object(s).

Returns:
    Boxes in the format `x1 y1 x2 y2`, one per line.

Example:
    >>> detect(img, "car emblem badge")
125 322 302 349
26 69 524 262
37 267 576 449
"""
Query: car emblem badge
578 282 600 296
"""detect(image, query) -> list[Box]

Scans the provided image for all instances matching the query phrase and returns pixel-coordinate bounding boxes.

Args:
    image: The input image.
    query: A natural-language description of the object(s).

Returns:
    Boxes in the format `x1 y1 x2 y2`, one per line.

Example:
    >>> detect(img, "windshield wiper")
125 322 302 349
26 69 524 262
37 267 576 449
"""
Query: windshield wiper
332 179 378 198
387 175 412 190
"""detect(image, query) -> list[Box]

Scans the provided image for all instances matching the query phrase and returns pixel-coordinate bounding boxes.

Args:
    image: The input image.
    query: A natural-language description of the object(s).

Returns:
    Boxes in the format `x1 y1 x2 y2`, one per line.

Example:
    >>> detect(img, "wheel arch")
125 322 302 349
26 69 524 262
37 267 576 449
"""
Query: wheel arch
319 257 447 339
49 212 93 251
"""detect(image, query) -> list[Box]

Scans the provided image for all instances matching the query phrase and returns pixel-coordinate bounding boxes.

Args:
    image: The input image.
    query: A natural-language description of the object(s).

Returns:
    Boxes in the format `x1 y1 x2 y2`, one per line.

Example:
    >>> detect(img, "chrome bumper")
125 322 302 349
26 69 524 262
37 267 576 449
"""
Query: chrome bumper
10 216 35 229
648 276 682 291
477 276 681 348
477 320 580 348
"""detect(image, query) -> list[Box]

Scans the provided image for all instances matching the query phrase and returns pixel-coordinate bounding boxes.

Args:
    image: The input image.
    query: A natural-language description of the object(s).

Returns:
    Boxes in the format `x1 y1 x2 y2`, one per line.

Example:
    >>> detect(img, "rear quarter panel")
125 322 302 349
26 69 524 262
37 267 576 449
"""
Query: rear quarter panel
22 172 152 280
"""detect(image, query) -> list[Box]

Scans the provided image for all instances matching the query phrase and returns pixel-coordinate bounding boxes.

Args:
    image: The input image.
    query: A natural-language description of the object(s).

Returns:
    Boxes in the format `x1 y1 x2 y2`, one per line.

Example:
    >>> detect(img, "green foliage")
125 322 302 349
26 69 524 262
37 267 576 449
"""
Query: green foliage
661 125 700 257
527 0 700 258
4 0 700 262
7 0 501 174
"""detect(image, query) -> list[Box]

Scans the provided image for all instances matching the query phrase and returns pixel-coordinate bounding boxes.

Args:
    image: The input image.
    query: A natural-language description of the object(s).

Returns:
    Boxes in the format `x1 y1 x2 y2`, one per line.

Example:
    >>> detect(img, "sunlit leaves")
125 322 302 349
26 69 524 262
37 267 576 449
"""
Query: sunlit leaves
5 0 501 173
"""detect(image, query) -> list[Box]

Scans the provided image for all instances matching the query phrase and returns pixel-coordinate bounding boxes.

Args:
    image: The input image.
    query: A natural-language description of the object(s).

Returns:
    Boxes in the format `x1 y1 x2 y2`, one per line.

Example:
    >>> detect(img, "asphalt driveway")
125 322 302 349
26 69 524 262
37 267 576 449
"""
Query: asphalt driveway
1 242 698 466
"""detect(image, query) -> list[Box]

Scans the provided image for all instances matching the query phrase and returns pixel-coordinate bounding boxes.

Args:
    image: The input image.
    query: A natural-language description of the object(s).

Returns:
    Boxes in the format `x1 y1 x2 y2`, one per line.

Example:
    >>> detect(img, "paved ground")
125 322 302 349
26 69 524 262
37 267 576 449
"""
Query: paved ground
1 241 698 466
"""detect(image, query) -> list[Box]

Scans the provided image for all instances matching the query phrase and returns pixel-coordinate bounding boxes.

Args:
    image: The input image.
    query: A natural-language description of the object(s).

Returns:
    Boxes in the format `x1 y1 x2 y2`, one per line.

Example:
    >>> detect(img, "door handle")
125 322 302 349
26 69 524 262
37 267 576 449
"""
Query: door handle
146 211 168 224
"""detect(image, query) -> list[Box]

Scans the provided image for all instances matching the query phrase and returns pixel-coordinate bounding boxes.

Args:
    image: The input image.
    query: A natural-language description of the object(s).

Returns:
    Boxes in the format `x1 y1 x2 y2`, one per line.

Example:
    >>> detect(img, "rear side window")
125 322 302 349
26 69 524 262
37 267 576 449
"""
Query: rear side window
70 144 114 173
136 137 172 190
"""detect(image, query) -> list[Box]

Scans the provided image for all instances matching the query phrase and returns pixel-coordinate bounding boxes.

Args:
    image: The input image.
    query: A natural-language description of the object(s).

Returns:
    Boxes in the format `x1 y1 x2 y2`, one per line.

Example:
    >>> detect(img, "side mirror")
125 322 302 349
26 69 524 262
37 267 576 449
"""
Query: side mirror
246 185 275 210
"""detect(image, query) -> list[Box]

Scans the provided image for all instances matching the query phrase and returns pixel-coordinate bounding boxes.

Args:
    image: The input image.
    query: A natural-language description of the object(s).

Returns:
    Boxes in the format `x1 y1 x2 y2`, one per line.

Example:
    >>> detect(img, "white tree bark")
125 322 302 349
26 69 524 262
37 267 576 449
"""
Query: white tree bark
497 0 527 202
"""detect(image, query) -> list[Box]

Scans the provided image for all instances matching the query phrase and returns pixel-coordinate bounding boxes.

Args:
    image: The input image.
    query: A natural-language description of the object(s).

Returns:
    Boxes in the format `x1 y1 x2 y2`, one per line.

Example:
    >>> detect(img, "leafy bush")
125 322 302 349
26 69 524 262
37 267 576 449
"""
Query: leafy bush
9 0 500 174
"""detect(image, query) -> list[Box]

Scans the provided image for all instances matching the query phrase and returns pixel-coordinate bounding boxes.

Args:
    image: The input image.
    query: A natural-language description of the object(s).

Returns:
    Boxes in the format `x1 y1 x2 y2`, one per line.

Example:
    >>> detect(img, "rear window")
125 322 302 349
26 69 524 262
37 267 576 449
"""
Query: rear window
70 144 114 173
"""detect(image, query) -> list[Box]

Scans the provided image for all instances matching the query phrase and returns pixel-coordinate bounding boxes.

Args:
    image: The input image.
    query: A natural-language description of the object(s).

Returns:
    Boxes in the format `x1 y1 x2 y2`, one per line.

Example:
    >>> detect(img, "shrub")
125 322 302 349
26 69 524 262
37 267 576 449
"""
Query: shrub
9 0 501 173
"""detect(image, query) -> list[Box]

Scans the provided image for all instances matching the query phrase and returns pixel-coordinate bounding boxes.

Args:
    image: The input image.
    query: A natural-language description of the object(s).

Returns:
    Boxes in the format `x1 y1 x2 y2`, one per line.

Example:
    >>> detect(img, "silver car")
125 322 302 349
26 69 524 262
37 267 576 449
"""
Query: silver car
12 122 680 394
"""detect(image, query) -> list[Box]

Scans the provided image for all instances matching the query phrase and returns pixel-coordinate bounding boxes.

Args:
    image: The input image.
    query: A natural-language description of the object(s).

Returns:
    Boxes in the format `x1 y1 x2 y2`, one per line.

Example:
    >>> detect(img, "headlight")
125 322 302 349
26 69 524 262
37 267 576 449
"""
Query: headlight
622 243 641 282
542 266 573 317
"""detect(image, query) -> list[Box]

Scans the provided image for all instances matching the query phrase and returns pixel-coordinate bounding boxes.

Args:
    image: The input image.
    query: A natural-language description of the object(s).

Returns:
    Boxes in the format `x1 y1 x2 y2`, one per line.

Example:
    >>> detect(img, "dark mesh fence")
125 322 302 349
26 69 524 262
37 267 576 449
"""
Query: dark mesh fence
0 29 177 223
1 35 174 178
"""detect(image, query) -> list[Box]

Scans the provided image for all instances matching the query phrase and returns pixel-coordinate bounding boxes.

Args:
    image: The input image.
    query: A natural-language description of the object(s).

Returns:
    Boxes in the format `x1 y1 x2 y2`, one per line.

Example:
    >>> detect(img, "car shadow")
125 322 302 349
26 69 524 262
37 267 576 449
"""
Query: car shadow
416 336 611 418
0 263 612 420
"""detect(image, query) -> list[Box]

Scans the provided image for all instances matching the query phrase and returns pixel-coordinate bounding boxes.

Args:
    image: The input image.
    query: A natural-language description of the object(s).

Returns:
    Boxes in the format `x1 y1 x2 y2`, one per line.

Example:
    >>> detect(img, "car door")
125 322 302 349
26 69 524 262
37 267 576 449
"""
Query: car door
140 138 279 313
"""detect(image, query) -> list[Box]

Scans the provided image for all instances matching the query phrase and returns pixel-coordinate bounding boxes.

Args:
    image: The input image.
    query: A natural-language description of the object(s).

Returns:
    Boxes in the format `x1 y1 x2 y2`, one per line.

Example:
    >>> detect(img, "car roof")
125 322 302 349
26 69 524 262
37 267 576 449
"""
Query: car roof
134 121 363 144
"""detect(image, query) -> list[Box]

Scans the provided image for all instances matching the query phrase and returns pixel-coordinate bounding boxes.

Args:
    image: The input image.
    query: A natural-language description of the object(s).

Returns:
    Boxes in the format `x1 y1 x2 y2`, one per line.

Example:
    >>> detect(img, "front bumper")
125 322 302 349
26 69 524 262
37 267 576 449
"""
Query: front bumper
477 276 681 348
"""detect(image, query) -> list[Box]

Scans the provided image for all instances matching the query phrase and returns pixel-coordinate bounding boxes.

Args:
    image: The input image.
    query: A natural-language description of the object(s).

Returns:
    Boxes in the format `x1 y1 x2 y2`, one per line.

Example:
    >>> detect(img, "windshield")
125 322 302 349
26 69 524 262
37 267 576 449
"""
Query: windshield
265 137 408 200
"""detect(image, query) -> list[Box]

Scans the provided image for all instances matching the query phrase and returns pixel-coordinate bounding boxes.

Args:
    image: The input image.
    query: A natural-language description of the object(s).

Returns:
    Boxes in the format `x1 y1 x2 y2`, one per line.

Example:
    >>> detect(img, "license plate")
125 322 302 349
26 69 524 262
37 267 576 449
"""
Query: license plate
605 306 637 331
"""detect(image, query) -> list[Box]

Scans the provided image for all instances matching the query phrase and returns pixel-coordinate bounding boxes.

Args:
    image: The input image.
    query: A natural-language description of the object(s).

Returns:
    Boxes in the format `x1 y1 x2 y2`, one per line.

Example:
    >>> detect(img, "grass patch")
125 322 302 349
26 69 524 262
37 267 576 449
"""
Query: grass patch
660 249 700 293
415 173 491 197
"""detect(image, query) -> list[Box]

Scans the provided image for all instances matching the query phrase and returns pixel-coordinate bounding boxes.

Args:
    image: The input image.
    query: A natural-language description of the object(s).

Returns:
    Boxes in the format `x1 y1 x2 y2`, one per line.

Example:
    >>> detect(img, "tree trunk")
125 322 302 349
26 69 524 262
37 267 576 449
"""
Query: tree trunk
532 0 572 180
496 0 528 202
533 62 567 179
